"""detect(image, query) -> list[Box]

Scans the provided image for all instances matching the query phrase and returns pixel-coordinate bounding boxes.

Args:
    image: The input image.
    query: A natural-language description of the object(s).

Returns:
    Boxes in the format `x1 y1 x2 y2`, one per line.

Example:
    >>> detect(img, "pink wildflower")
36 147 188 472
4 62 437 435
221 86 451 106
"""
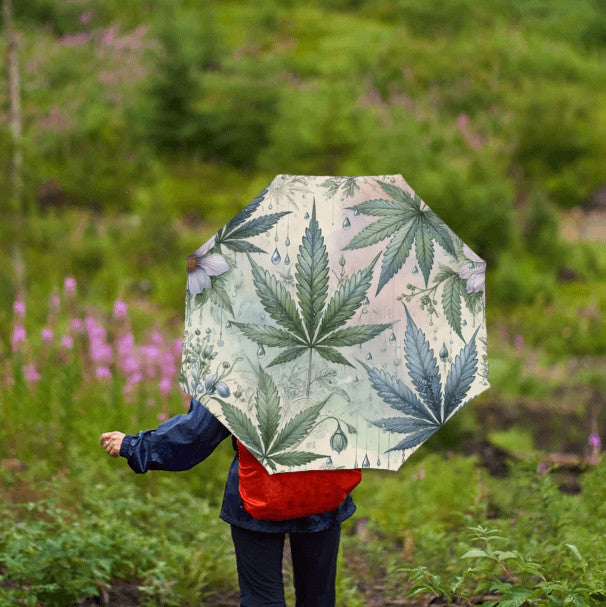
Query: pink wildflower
159 376 171 395
513 335 524 351
589 433 601 450
117 333 134 357
140 344 160 362
103 27 117 44
121 356 139 374
157 412 170 422
456 113 469 129
61 335 74 350
13 300 26 317
64 276 77 295
41 328 54 343
96 366 112 379
12 325 27 352
79 11 93 24
151 331 164 346
113 300 128 319
70 318 84 332
174 338 183 357
90 341 113 364
86 319 107 342
24 364 41 383
128 372 143 385
49 292 61 313
61 32 90 46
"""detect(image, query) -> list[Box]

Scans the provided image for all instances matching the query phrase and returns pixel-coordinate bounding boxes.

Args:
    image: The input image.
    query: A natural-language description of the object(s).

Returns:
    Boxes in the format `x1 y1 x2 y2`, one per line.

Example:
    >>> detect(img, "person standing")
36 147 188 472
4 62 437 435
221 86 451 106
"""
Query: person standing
100 397 355 606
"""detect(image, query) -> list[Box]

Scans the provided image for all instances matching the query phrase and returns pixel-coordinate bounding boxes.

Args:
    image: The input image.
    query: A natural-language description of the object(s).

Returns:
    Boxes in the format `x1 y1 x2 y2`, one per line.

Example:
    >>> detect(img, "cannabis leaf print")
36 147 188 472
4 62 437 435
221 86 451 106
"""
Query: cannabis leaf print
345 181 456 293
433 265 483 339
321 176 361 199
214 186 290 254
232 200 391 395
366 307 479 452
216 369 327 471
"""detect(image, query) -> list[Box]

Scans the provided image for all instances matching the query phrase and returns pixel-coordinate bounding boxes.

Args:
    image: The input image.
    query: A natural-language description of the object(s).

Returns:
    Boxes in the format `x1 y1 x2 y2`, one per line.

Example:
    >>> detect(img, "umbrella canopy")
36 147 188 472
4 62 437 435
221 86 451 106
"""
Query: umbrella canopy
178 174 489 474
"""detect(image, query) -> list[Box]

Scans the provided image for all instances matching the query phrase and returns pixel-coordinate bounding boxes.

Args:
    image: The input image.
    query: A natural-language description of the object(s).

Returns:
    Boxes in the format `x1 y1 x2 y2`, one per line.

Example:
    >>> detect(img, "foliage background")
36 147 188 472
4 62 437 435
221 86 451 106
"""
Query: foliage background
1 0 605 604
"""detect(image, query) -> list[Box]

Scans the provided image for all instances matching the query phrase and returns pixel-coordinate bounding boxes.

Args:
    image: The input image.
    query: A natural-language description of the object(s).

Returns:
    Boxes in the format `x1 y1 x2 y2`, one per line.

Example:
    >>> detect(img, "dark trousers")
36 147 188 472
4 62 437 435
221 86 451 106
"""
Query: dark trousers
230 523 341 607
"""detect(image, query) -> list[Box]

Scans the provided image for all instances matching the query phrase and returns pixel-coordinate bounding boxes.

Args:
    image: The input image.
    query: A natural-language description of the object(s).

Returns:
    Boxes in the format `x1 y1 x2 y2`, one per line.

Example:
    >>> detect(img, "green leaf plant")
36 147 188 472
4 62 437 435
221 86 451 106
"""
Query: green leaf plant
232 200 390 395
215 368 327 470
344 180 456 293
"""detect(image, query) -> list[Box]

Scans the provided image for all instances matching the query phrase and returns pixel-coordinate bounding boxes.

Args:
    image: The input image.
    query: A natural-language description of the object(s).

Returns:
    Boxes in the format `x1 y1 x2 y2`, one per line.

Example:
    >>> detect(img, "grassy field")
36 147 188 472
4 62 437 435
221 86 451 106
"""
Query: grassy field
1 0 606 604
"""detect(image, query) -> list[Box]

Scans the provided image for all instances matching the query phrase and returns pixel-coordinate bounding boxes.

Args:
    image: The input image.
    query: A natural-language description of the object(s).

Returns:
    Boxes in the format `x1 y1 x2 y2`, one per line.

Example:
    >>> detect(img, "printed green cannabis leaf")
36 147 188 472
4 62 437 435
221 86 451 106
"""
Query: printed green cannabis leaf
215 369 327 471
344 180 457 293
232 200 390 395
214 186 290 254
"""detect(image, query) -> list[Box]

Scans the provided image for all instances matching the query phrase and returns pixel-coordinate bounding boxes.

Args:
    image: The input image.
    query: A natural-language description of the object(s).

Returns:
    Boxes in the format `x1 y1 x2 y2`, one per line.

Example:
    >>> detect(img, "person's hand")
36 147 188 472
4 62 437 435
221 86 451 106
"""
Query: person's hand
100 431 125 458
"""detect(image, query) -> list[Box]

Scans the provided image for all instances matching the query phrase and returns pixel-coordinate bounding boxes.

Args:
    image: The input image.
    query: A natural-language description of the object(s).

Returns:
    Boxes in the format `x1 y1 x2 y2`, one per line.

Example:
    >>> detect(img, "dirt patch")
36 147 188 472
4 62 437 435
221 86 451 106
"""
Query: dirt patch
77 582 240 606
560 209 606 242
464 440 512 477
78 582 141 607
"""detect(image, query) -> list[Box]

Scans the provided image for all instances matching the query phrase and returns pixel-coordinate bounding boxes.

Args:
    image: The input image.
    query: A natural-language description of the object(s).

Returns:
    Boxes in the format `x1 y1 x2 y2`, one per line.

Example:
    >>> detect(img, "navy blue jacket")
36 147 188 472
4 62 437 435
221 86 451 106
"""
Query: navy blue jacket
119 398 356 533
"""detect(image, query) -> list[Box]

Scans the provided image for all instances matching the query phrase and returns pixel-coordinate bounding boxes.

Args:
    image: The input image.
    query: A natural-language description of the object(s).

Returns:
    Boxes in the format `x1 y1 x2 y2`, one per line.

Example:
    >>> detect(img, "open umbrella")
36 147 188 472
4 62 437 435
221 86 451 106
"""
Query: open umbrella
178 174 489 474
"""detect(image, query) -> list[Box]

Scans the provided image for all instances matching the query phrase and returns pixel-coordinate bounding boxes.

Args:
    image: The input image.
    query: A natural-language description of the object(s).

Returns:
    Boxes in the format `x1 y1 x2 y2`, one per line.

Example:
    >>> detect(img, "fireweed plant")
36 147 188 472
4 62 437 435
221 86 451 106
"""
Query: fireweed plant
4 277 187 433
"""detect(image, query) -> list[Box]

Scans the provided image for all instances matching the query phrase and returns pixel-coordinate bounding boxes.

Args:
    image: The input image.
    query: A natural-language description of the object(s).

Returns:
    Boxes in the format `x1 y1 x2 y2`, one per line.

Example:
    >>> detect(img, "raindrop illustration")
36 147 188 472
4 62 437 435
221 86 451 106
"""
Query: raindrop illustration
257 345 266 358
412 266 419 275
304 211 310 219
462 319 467 326
366 352 373 361
284 254 290 265
225 321 232 329
218 340 224 347
377 457 381 466
268 204 273 210
394 358 401 366
362 454 370 468
353 208 360 217
342 217 351 230
469 261 475 269
285 236 290 246
389 332 396 343
354 459 359 468
353 375 359 383
271 248 281 264
205 328 212 334
363 296 370 307
326 457 333 466
439 343 448 361
274 233 278 242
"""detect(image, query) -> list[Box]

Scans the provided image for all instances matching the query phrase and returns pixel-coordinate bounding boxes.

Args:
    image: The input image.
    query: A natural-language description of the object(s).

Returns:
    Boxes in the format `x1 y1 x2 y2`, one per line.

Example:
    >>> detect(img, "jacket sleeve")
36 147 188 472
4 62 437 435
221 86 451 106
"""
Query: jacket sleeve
119 398 231 474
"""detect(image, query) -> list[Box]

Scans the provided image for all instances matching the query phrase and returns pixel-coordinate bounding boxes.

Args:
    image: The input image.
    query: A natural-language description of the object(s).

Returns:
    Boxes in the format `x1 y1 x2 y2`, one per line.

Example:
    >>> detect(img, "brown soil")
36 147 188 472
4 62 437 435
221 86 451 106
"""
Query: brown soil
77 582 241 606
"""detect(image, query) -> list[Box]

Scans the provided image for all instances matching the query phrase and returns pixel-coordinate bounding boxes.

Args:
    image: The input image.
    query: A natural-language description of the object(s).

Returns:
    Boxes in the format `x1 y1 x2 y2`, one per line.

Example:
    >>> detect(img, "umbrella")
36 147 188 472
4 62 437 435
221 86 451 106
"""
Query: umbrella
178 174 489 474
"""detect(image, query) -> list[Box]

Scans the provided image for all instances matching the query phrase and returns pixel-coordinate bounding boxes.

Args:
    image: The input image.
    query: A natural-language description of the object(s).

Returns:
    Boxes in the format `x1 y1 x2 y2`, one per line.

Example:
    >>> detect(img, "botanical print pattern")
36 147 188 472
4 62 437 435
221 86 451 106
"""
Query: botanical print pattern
231 202 390 396
179 174 489 474
366 308 479 453
217 369 328 470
